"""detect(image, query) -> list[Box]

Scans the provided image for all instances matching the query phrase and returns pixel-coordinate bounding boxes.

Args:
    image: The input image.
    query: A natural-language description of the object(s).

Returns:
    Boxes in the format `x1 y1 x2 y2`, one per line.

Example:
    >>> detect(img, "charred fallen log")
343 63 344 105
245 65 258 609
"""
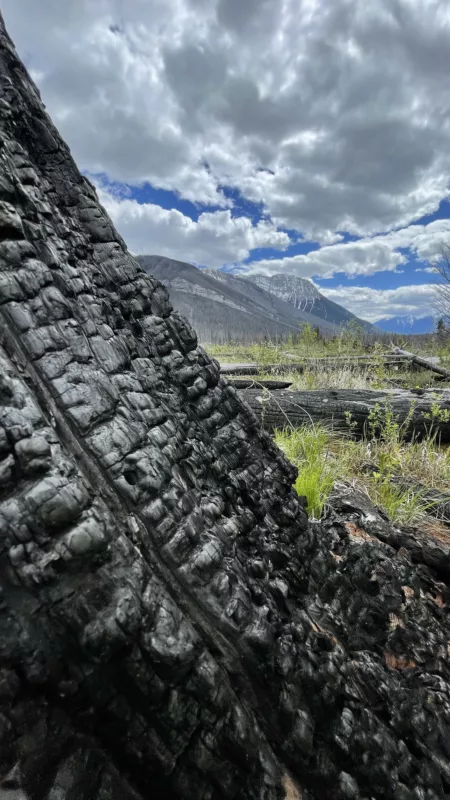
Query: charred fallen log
392 346 450 380
2 14 450 800
219 361 306 375
219 354 411 376
228 378 293 390
328 481 450 580
240 386 450 440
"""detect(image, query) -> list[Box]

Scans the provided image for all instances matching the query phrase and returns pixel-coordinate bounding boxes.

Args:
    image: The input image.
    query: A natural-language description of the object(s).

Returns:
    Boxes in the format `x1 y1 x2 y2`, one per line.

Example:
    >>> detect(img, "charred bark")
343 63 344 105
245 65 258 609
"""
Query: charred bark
240 386 450 440
1 14 450 800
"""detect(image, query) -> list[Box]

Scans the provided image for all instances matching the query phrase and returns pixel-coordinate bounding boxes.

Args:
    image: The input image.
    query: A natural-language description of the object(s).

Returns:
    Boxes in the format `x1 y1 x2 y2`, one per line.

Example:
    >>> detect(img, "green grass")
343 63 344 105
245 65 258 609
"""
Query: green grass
205 325 450 367
209 329 450 524
205 323 383 365
275 405 450 524
275 425 336 518
207 339 371 365
229 363 444 392
368 474 435 526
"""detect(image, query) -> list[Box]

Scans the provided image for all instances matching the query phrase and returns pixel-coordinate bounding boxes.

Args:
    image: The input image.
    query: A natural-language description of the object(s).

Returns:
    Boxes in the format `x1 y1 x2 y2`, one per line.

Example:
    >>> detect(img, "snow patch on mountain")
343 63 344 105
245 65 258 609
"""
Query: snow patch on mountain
243 274 321 314
375 315 436 334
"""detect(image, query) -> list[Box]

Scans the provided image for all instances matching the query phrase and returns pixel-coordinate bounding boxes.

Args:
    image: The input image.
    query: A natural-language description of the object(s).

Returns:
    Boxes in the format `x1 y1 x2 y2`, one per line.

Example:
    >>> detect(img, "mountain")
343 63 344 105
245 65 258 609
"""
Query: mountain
244 273 375 332
375 315 436 335
136 256 376 342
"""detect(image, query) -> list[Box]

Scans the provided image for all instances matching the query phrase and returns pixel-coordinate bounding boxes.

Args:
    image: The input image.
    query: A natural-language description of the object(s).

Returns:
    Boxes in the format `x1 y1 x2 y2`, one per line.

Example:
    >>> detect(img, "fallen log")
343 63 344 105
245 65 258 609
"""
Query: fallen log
228 378 293 390
392 346 450 379
240 386 450 440
220 355 410 376
220 361 305 375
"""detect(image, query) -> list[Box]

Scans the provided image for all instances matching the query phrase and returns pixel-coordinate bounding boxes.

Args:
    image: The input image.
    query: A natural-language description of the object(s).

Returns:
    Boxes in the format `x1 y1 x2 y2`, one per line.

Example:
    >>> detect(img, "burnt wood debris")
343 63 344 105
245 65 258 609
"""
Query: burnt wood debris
241 387 450 441
1 13 450 800
219 355 414 376
391 347 450 381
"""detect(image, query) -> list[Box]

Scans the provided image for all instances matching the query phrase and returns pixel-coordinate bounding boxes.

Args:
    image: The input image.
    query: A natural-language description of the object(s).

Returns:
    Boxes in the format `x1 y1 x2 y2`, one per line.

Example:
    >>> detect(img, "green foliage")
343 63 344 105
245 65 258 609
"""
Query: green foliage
338 319 366 350
366 399 416 444
298 322 318 353
276 399 450 526
254 340 279 369
275 424 337 519
369 474 434 526
424 394 450 426
344 410 358 433
206 323 376 362
371 342 388 388
205 329 450 368
207 333 450 526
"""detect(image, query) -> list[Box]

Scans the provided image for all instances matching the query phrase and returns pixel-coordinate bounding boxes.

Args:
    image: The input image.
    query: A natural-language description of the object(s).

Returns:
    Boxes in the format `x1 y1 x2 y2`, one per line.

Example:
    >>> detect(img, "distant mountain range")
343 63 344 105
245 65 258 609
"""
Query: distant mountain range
375 315 435 335
136 255 377 343
245 273 373 331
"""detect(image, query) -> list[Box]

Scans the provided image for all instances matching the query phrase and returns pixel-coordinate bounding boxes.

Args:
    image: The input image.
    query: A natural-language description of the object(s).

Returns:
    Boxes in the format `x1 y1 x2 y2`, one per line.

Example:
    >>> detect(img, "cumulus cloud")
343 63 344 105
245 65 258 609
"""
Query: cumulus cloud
97 184 290 267
243 219 450 279
4 0 450 241
319 284 438 322
244 241 406 280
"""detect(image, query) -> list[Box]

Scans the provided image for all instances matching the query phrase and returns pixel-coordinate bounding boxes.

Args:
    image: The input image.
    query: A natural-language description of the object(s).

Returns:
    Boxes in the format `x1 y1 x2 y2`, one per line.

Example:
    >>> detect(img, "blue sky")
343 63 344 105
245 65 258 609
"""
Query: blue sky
92 172 449 322
4 0 450 322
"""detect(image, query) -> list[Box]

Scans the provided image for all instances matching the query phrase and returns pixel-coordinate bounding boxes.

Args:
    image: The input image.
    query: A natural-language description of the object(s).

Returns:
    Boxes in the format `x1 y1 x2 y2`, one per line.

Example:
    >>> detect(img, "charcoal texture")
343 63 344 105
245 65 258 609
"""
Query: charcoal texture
1 13 450 800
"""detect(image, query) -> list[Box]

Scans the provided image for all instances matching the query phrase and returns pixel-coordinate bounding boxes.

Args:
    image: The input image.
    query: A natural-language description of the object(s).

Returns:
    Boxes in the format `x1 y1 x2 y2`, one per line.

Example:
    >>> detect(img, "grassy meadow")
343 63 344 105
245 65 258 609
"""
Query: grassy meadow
204 324 450 527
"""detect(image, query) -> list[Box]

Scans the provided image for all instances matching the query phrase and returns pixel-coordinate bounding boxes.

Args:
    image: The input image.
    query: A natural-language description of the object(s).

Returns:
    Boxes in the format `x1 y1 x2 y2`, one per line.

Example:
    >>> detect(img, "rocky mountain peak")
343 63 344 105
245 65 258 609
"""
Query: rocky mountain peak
244 272 321 312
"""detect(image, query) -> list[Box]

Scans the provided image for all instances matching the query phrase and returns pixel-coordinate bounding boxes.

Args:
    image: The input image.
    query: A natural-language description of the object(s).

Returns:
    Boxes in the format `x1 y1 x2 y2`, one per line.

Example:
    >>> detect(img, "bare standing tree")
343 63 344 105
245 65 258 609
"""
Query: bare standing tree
432 243 450 327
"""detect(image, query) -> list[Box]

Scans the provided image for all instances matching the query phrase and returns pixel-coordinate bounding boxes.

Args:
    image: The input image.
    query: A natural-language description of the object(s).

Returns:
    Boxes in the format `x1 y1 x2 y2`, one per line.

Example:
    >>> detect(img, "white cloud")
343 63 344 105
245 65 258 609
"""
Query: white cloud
243 241 406 279
319 284 438 322
243 218 450 279
97 184 290 267
4 0 450 241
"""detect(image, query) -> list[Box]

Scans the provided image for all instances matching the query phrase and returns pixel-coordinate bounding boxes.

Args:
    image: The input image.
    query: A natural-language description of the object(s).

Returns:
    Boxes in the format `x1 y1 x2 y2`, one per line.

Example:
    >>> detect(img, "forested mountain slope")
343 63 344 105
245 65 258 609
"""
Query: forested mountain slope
138 255 371 341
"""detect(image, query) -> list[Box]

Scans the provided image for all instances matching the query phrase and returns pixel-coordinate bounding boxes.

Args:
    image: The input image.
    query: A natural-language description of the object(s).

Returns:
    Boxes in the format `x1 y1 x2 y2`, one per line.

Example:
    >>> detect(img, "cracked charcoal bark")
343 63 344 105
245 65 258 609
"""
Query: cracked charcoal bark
1 12 450 800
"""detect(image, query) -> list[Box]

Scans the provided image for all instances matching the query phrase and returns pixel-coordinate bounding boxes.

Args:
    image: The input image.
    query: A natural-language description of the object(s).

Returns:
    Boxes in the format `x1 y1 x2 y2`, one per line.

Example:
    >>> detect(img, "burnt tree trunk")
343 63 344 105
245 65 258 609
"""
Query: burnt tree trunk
240 386 450 440
2 15 450 800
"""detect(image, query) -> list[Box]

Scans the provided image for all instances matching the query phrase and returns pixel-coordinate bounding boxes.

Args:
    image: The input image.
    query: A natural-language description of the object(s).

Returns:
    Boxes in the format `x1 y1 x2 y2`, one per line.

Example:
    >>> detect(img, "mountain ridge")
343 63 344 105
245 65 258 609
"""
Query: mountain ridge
244 272 375 331
375 314 435 334
136 255 376 342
